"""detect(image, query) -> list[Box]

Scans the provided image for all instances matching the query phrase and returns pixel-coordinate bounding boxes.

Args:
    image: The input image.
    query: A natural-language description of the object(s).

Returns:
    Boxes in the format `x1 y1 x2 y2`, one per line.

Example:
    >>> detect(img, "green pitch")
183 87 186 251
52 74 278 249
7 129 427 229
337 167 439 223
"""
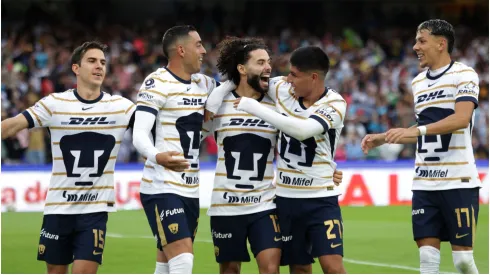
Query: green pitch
2 206 488 274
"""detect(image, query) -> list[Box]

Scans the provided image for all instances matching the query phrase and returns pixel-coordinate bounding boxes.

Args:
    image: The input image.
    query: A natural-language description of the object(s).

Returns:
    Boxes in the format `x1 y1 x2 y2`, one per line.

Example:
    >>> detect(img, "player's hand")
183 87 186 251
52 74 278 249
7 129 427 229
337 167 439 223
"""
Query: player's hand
233 98 242 109
385 127 419 144
155 151 190 172
361 133 386 154
204 110 214 122
333 169 343 186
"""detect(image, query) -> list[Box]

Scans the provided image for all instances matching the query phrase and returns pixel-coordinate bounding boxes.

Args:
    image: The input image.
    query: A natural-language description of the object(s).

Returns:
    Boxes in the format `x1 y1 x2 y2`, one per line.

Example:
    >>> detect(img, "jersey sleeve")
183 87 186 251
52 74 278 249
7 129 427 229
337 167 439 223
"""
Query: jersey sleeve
455 70 479 108
123 99 136 129
22 95 56 128
203 75 218 95
136 76 168 116
309 99 346 133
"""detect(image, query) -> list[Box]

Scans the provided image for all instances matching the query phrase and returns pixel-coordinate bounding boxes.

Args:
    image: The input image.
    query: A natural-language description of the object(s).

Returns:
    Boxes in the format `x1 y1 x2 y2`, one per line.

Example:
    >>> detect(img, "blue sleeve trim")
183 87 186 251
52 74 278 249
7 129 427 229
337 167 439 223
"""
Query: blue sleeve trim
309 115 329 134
456 96 478 109
21 110 35 128
136 105 158 116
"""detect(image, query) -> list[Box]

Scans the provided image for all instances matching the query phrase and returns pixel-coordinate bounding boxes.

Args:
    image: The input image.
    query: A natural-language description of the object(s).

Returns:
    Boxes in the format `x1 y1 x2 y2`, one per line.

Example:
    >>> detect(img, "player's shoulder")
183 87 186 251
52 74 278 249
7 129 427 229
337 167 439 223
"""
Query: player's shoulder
102 92 134 106
272 77 293 99
411 71 427 87
146 67 172 80
140 68 175 92
270 76 287 86
192 73 216 90
47 89 77 100
450 61 477 75
323 87 346 105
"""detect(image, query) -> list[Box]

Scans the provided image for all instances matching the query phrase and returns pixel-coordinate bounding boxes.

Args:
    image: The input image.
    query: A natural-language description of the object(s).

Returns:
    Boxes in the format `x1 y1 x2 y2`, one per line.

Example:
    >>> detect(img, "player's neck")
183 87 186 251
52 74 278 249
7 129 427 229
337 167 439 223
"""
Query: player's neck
76 82 101 101
166 61 191 82
429 54 451 71
235 83 262 100
302 85 326 108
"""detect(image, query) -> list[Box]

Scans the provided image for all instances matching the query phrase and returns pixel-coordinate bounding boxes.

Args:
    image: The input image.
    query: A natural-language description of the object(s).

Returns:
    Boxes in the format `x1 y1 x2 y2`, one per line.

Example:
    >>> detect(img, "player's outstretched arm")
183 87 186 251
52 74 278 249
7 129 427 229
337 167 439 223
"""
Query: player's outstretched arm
234 97 324 141
385 101 474 144
362 124 419 154
204 80 236 121
1 114 29 140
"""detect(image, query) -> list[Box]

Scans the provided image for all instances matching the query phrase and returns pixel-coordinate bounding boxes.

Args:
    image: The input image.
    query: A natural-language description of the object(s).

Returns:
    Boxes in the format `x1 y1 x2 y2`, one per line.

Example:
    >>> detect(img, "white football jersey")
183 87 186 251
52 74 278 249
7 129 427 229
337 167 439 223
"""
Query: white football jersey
137 67 216 198
22 89 135 215
207 91 278 216
269 79 347 198
411 61 481 191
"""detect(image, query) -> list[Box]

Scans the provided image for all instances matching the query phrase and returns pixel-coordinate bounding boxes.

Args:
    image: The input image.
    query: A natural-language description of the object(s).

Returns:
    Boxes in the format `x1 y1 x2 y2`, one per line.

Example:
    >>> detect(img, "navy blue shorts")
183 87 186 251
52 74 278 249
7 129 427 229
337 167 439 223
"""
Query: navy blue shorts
141 193 199 250
37 212 108 265
412 187 479 247
276 196 344 266
210 209 281 263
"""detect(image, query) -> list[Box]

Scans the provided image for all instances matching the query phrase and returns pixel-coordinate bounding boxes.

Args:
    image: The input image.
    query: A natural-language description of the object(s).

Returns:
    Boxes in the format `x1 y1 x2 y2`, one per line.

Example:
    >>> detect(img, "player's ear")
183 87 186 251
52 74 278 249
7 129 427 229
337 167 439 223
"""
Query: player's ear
177 44 185 58
72 64 80 76
237 64 246 75
311 72 319 81
438 37 446 52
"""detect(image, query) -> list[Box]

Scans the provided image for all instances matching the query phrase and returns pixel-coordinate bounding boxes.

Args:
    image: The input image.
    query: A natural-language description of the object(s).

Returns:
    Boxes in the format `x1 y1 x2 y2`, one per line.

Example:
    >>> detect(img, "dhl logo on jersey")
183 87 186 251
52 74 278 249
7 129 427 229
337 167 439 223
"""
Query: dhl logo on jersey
61 117 117 125
222 118 275 129
178 98 204 106
416 90 455 104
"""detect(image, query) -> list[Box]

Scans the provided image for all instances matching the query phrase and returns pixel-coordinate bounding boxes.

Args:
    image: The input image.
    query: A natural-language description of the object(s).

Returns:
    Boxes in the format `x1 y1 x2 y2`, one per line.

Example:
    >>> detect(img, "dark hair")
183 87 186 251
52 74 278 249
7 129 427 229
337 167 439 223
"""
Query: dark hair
417 19 455 54
161 25 197 59
216 36 269 85
71 41 108 66
290 46 330 76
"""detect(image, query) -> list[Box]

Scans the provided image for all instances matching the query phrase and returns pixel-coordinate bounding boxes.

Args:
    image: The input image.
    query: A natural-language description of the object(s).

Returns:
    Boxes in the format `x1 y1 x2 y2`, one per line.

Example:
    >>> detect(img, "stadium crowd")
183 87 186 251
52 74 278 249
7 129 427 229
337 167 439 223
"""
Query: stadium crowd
1 3 488 165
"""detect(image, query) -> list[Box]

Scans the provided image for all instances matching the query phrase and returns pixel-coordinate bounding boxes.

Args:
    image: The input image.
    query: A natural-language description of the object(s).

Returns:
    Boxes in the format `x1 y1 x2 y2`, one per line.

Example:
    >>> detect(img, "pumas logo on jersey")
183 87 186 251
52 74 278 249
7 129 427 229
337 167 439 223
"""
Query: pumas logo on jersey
416 90 448 104
178 98 204 106
279 172 313 186
223 118 275 129
222 192 262 204
415 167 448 178
62 191 99 202
61 117 116 125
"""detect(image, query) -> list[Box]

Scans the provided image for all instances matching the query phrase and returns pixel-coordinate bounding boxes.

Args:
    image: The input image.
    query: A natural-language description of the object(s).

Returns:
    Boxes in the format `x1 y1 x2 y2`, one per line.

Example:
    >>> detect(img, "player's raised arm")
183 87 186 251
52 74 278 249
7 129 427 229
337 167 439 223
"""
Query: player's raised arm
2 95 55 140
204 79 235 118
361 124 419 154
234 96 333 141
